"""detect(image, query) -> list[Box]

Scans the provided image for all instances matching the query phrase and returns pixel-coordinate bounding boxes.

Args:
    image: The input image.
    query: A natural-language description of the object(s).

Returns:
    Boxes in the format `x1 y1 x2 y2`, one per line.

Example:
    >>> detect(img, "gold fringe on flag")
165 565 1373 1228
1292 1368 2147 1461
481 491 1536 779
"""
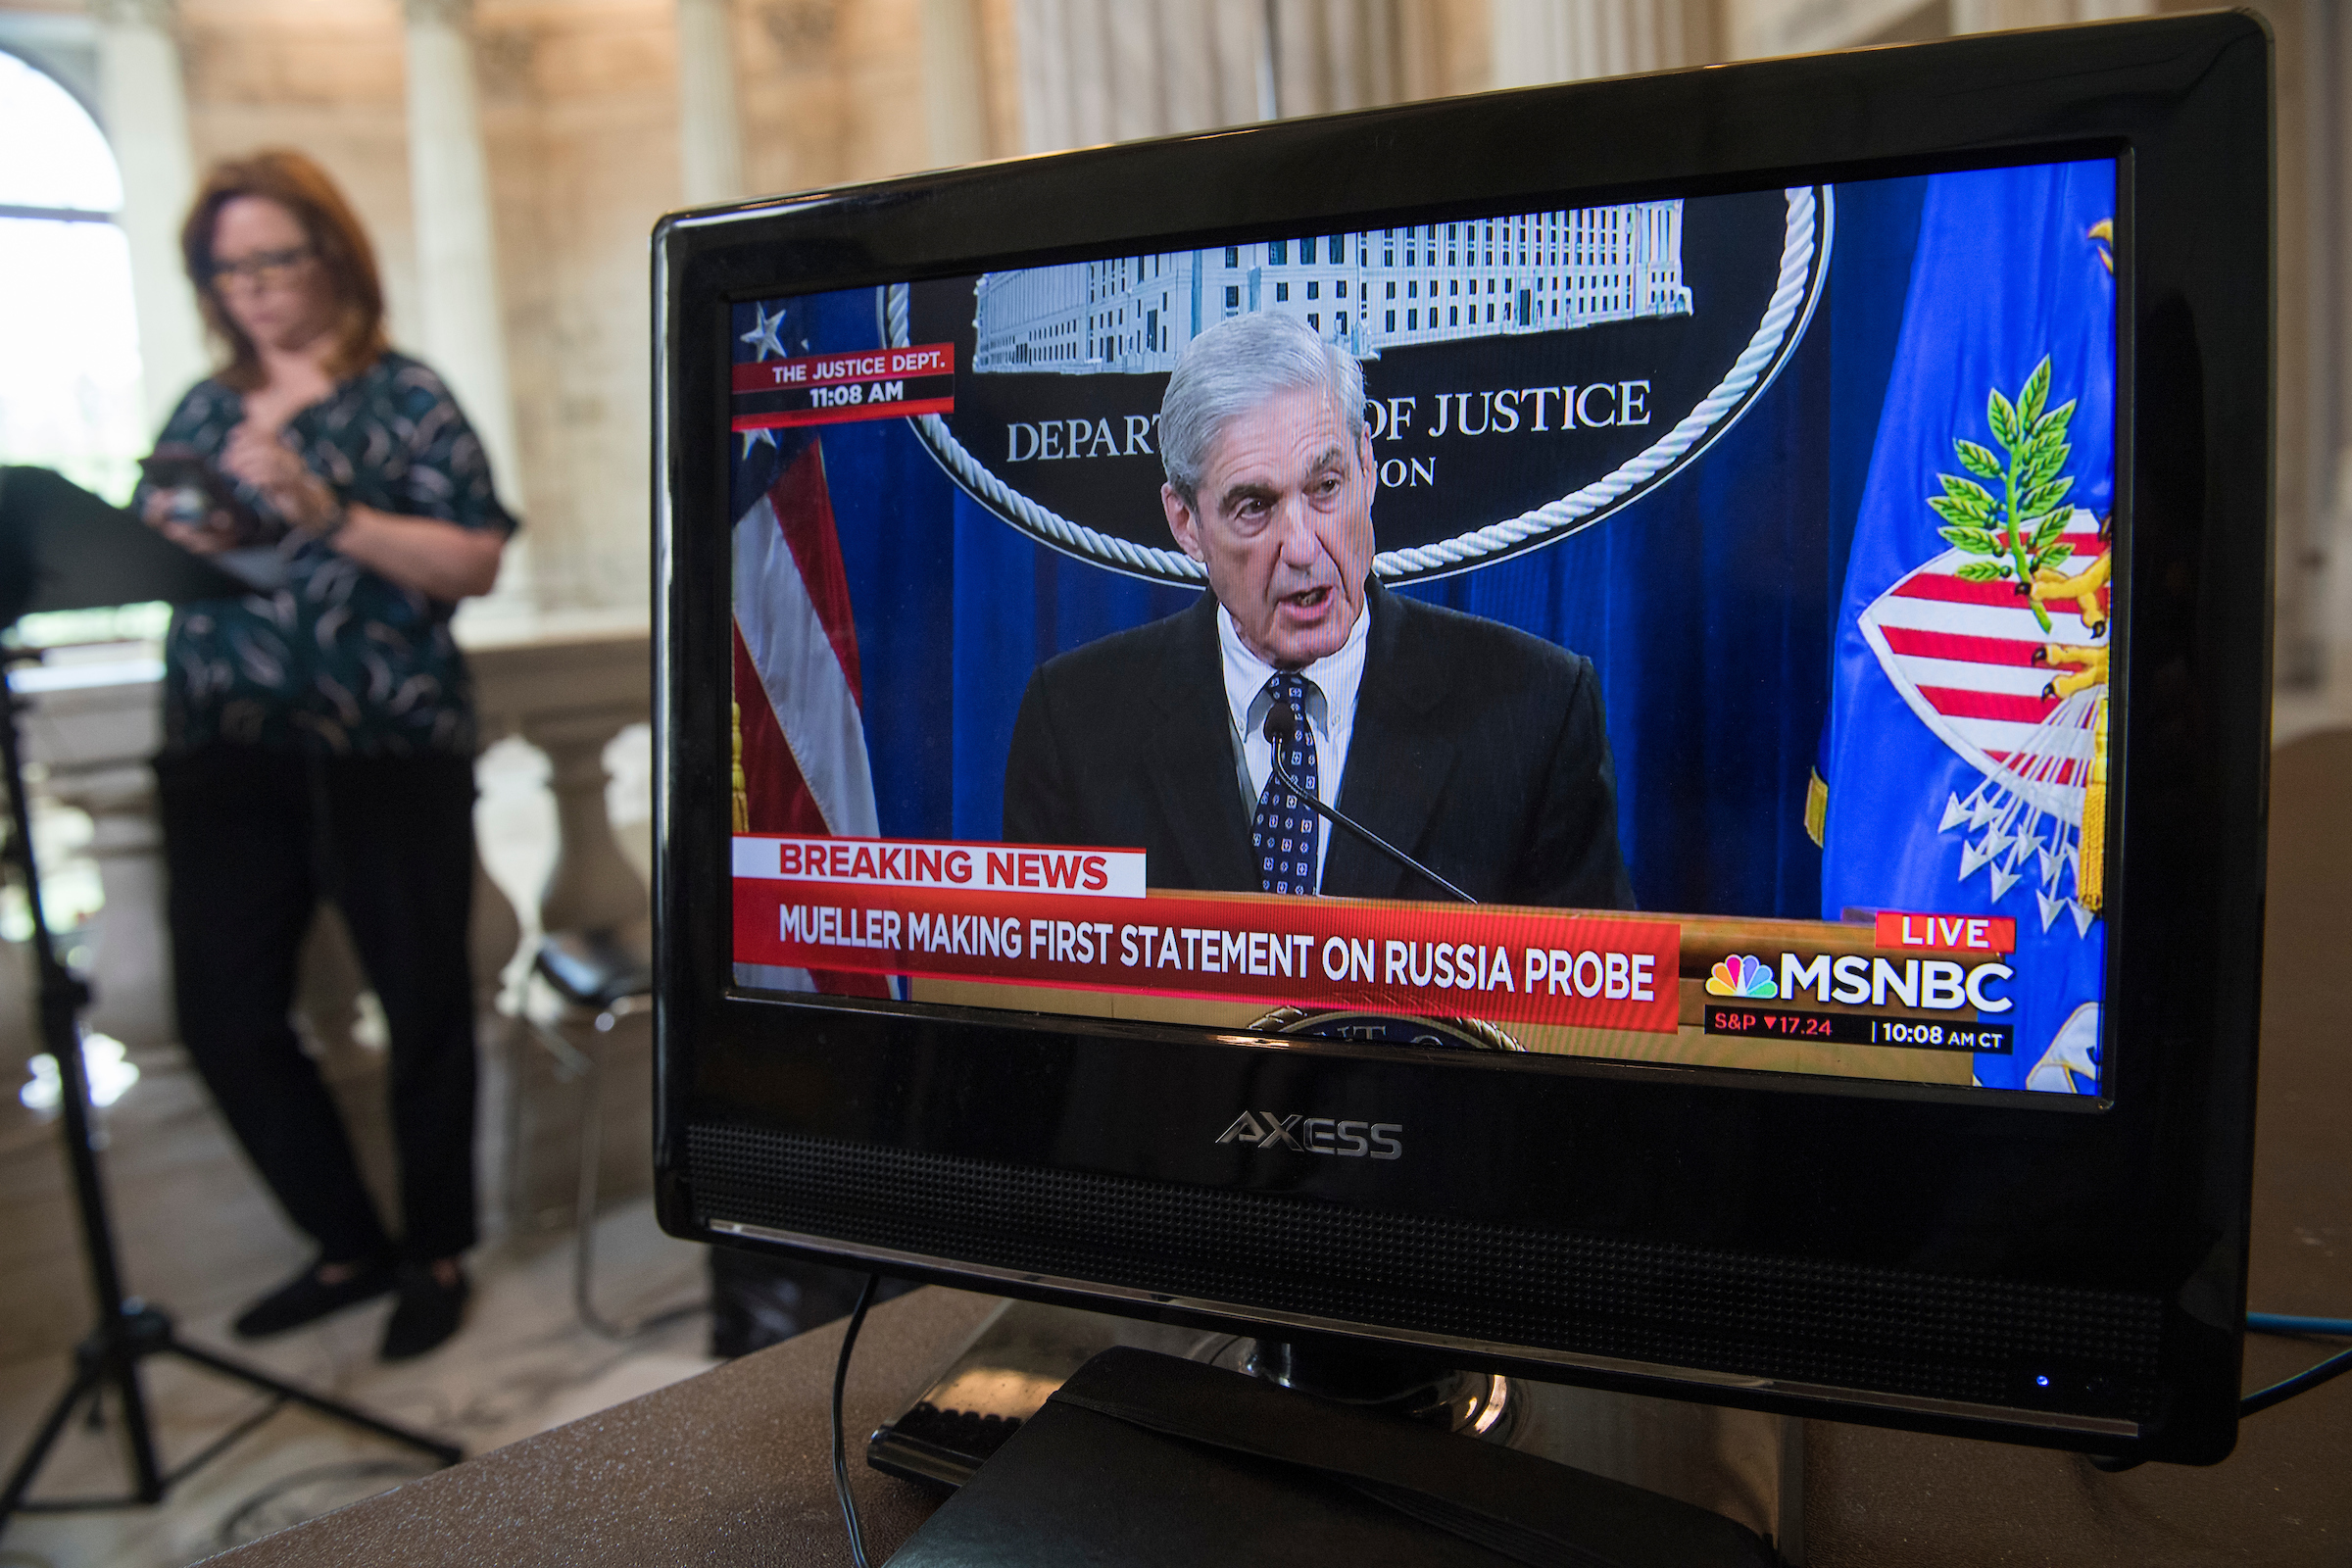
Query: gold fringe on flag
731 699 750 833
2077 695 2107 913
1804 767 1828 849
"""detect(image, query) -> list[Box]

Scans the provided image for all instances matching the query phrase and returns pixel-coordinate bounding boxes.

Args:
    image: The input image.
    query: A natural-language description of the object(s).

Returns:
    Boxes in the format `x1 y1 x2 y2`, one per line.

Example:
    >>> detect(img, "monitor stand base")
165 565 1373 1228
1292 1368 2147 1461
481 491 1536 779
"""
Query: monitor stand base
1225 1336 1518 1443
867 1298 1800 1562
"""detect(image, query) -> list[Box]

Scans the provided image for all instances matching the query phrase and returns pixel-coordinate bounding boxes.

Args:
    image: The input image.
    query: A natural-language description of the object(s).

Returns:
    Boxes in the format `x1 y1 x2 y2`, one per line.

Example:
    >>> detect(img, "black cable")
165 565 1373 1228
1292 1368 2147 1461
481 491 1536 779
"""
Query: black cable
1263 704 1476 906
831 1272 881 1568
2240 1342 2352 1419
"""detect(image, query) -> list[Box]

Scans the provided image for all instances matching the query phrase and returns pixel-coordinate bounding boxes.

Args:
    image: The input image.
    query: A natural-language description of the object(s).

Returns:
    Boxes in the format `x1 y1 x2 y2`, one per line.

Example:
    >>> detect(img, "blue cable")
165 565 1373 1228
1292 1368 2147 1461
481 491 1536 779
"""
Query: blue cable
2242 1344 2352 1417
2238 1311 2352 1420
2247 1312 2352 1338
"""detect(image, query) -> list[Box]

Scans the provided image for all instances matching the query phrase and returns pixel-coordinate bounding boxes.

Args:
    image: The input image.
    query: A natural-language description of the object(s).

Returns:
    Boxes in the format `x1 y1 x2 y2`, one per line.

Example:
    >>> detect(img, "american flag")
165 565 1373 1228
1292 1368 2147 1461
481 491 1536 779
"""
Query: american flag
732 300 890 998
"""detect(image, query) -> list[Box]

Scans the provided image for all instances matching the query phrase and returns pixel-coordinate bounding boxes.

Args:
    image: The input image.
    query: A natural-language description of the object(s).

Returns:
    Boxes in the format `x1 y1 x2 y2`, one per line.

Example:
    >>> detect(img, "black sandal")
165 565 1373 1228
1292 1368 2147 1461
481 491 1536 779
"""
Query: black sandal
380 1261 469 1361
232 1255 398 1338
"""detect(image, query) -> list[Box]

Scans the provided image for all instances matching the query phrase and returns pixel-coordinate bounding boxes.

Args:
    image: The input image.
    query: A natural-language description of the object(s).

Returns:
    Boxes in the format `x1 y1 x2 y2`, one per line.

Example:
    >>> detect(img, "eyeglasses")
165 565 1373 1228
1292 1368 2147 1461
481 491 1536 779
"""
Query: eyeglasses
206 245 315 288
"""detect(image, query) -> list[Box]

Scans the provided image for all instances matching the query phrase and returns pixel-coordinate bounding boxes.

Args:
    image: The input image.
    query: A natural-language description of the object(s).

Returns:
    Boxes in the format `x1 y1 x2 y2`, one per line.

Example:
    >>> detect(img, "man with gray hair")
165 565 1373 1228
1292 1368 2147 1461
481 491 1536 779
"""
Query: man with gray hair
1003 313 1631 909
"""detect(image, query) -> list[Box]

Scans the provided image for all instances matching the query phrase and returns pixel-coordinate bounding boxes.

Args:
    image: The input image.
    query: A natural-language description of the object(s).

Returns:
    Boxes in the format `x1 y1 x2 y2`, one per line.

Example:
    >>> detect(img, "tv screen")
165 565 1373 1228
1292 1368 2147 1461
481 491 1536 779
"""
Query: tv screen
658 13 2271 1467
724 158 2118 1099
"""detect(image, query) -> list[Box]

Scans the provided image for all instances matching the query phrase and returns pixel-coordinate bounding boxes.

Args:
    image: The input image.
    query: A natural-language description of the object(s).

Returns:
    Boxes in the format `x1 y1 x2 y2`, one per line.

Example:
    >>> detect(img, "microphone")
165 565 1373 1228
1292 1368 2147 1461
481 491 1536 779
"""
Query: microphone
1263 701 1475 905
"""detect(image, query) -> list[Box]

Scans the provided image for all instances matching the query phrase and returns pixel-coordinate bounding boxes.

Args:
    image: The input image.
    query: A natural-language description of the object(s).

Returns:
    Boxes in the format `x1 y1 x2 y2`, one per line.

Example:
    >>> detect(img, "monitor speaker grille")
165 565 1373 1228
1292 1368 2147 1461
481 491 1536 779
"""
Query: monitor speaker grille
687 1123 2163 1418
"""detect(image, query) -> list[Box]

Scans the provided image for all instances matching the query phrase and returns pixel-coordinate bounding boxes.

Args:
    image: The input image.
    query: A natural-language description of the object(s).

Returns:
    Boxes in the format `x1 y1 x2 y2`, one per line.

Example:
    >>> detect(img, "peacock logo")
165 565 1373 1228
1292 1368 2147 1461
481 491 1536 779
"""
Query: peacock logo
1706 954 1778 999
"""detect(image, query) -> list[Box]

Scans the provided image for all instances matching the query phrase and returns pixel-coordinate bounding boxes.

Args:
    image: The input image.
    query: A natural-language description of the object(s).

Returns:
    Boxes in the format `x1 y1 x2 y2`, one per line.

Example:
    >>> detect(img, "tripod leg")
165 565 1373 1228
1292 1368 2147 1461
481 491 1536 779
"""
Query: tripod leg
0 1357 107 1523
0 681 169 1509
161 1339 463 1467
110 1346 166 1502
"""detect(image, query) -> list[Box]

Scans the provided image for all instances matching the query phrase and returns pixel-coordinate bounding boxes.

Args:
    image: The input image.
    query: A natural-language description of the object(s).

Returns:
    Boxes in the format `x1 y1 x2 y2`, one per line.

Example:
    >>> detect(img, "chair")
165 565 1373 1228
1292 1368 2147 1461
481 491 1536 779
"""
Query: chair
525 928 698 1340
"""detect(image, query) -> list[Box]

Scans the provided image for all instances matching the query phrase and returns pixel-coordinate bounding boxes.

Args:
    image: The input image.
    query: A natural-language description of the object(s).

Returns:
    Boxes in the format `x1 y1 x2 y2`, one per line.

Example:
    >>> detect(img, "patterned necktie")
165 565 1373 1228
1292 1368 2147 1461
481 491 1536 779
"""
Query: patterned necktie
1252 672 1322 896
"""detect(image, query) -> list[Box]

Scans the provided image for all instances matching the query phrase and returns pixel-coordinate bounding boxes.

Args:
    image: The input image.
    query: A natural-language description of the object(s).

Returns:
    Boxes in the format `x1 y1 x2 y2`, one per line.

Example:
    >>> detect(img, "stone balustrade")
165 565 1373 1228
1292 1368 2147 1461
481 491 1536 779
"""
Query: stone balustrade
0 612 654 1272
463 608 654 947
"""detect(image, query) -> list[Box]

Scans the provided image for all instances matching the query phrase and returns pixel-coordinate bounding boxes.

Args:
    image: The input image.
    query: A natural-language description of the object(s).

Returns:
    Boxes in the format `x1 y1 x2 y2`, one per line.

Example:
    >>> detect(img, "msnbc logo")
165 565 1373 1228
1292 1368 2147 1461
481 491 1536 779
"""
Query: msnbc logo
1706 955 1778 999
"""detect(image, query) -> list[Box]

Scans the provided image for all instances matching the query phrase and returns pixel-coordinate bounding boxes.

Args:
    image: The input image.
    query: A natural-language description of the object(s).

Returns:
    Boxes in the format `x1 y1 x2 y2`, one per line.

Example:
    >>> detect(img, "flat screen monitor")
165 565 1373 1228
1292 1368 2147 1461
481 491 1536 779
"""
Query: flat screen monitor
655 13 2272 1465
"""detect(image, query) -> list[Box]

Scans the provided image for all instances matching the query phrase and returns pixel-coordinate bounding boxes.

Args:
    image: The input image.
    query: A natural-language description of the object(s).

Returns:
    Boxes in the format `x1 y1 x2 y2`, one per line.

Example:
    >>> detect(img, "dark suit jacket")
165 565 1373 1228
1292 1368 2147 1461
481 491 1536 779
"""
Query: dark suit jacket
1002 581 1634 908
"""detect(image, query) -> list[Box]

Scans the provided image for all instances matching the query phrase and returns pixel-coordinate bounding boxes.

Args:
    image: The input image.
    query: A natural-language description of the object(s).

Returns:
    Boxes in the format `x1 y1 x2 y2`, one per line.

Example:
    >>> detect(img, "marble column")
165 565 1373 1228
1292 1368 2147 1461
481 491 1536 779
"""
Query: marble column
921 0 991 168
92 0 208 437
403 0 527 523
676 0 745 205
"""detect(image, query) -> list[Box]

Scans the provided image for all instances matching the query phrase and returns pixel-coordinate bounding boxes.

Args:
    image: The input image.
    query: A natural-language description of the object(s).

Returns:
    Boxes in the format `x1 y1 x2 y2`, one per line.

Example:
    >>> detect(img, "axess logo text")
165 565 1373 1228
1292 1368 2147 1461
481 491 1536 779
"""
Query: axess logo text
1216 1112 1402 1159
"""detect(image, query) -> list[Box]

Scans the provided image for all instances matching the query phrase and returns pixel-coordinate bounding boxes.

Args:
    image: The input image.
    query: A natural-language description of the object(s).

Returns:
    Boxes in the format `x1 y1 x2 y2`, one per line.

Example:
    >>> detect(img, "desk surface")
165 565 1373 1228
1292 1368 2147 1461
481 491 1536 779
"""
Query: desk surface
215 734 2352 1568
202 1281 2350 1568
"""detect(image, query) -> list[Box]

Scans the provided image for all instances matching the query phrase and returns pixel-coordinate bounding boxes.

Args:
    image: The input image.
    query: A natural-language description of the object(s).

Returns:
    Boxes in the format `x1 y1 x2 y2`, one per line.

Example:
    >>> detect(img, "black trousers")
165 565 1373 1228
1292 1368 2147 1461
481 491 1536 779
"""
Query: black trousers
158 745 480 1264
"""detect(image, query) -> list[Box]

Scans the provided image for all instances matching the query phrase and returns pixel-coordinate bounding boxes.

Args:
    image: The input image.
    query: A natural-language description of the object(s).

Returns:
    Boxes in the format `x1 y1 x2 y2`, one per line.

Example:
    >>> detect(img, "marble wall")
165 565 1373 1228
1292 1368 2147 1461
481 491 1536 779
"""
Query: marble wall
10 0 2339 676
3 0 992 614
176 0 676 612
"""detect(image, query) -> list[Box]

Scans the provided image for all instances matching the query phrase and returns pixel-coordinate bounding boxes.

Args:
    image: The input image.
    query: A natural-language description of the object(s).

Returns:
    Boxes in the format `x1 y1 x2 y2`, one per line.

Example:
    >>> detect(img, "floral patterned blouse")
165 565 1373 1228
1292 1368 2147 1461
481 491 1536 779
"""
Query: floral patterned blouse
138 352 517 757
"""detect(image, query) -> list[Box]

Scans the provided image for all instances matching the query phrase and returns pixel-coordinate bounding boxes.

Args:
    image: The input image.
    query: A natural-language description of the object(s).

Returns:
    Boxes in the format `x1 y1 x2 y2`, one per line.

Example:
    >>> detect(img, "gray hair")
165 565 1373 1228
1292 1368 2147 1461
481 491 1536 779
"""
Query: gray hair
1159 313 1366 507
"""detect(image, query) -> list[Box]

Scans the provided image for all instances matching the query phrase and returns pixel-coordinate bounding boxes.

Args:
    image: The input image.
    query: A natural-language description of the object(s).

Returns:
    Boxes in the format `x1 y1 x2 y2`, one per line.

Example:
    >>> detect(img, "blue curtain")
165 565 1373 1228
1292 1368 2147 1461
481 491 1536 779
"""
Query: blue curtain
1817 161 2117 1090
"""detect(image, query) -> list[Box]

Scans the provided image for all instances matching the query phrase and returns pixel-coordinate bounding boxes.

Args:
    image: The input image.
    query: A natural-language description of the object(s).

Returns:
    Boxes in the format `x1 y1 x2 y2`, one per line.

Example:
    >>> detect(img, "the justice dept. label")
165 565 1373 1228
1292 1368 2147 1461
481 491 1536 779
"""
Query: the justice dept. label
730 343 956 431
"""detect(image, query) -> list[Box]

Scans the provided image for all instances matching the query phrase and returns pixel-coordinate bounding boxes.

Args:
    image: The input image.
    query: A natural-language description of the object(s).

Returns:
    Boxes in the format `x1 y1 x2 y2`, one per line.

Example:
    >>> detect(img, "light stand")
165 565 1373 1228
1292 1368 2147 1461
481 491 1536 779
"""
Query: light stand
0 468 462 1532
0 657 462 1528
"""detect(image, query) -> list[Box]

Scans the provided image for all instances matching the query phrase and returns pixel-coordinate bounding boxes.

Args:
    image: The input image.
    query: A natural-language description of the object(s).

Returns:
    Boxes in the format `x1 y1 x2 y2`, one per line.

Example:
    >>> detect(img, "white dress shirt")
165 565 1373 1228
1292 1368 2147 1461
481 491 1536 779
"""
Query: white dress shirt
1217 598 1372 893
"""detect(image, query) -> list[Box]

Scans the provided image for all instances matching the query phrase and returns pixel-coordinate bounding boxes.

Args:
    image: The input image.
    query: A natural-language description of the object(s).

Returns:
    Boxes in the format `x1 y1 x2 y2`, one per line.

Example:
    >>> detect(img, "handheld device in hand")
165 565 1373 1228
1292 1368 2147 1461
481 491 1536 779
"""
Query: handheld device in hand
138 446 275 547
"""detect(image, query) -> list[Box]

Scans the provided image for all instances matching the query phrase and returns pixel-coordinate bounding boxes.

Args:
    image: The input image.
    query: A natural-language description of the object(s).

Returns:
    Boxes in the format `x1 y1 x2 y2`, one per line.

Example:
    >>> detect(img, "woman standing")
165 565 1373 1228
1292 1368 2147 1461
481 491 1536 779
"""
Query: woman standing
140 150 512 1360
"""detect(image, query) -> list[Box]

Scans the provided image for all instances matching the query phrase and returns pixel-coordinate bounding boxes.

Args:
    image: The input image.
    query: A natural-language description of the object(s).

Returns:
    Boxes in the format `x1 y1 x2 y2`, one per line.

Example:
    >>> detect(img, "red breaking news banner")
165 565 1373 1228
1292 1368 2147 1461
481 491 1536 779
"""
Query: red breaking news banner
732 839 1681 1034
730 343 956 432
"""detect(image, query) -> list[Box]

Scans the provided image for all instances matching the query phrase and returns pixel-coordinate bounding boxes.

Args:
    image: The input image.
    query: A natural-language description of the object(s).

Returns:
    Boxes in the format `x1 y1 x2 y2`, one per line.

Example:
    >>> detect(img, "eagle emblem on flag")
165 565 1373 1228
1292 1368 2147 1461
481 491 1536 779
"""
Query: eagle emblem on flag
1856 356 2112 936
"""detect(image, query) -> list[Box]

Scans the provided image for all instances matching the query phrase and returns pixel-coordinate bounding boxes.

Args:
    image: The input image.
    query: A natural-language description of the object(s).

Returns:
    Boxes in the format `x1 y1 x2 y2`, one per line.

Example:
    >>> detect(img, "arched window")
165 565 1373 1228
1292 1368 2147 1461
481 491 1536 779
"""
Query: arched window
0 49 144 505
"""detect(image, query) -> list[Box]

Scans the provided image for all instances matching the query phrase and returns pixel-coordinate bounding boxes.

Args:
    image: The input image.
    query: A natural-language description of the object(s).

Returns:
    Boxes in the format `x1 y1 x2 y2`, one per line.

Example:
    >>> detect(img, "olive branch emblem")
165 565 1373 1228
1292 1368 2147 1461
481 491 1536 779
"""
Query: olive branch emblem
1928 356 2077 632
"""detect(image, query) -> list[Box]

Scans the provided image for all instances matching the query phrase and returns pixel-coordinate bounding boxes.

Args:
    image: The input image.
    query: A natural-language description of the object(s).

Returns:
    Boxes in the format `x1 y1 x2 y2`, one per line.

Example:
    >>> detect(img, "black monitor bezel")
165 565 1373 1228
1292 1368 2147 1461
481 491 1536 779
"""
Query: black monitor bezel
654 14 2271 1464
